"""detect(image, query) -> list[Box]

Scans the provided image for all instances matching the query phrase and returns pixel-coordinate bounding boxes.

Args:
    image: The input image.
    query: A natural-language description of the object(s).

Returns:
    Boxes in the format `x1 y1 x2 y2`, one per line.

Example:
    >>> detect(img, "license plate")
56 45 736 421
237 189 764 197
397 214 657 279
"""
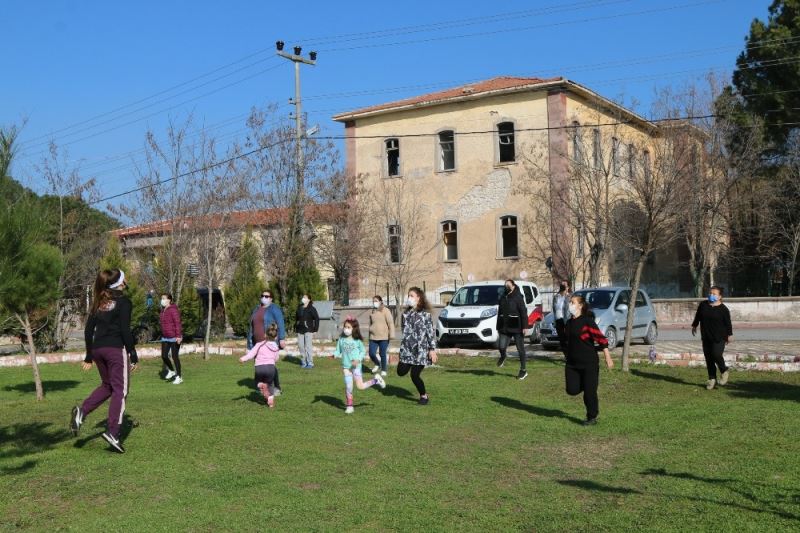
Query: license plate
450 329 469 334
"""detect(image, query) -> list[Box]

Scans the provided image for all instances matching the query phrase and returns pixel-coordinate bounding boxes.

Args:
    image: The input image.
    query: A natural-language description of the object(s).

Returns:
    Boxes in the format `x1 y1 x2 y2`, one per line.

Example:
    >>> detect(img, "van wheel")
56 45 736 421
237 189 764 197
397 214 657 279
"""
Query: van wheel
605 327 618 350
644 322 658 345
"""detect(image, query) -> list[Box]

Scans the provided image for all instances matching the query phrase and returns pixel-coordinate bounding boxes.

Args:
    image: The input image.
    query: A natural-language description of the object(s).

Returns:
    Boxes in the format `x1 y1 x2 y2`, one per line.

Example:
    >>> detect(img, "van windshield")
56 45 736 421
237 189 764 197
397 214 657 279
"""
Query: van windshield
450 285 504 306
574 290 615 310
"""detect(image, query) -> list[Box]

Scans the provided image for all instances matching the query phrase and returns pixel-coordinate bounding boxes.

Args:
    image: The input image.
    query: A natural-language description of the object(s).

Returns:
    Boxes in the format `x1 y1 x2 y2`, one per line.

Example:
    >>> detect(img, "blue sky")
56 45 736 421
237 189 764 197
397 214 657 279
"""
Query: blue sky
2 0 767 209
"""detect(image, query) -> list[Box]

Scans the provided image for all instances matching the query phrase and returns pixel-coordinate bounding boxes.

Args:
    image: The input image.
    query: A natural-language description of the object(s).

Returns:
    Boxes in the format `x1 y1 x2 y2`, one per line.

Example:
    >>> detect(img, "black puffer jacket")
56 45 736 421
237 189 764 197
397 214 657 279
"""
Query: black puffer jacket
295 304 320 334
497 288 528 335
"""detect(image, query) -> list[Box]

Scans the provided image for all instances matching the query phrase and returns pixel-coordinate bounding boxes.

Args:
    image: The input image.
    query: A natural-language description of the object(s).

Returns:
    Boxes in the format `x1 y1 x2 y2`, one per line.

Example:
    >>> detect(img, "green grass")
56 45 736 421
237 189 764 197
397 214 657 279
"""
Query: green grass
1 354 799 532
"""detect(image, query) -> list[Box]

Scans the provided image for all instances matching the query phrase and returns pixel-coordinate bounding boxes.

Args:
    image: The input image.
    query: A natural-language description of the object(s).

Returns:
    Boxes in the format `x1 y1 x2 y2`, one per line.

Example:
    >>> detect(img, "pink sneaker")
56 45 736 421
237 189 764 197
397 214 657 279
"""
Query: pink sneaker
267 395 275 409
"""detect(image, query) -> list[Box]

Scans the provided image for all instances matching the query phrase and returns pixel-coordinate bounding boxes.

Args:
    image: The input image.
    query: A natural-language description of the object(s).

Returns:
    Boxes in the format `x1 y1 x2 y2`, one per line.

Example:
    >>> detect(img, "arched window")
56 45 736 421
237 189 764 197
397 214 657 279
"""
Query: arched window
438 130 455 171
388 224 402 263
441 220 458 261
497 122 515 163
572 121 584 162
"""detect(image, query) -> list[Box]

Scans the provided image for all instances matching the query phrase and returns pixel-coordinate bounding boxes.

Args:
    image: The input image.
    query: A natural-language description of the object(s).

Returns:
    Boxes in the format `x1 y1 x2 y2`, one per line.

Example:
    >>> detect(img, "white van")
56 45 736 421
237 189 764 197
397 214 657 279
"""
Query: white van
436 280 542 347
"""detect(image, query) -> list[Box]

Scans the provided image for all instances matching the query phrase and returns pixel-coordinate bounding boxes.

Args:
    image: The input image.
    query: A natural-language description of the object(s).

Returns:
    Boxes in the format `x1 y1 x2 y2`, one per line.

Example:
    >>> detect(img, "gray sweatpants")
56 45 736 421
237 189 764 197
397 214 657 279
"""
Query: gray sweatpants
298 332 314 366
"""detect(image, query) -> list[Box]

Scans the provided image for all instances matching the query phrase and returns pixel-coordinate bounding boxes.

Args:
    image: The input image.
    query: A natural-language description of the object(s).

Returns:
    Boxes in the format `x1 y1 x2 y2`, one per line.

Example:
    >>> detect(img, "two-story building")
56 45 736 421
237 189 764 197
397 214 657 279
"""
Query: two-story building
333 76 690 304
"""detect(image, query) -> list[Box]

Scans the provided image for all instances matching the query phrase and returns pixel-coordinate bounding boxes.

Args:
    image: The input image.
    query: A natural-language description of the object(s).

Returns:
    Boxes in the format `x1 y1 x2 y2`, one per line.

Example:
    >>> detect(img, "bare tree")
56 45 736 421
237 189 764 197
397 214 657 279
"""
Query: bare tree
611 118 691 370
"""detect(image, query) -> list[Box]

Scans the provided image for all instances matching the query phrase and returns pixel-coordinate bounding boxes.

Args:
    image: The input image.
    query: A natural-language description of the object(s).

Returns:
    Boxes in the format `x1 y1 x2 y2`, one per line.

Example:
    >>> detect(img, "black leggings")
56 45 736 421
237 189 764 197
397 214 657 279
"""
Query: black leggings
702 339 728 380
498 332 527 370
397 362 426 396
161 342 181 377
565 364 599 420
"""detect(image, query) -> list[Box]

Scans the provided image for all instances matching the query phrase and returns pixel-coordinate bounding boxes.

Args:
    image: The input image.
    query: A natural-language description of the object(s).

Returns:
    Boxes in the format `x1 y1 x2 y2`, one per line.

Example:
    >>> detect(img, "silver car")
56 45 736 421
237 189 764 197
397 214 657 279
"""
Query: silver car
539 287 658 349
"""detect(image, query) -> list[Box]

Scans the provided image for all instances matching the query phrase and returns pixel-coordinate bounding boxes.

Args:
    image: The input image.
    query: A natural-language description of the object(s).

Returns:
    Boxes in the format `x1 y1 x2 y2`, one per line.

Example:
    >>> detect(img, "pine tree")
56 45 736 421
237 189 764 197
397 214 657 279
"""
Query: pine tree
178 281 202 341
99 235 146 330
225 234 264 337
270 256 326 334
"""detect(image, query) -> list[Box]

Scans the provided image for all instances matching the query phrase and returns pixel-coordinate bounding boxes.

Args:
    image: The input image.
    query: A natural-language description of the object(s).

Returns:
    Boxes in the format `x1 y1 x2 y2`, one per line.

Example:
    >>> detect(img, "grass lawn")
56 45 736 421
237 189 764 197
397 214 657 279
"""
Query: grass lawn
1 353 799 532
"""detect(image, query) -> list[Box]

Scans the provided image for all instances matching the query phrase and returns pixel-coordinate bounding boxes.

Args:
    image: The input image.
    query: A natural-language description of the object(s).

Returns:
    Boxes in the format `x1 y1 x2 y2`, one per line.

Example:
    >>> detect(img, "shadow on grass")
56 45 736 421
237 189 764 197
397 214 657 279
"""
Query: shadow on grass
1 459 37 475
445 368 512 378
0 422 71 461
557 479 642 494
630 368 704 388
381 384 417 402
490 396 583 424
3 380 81 394
725 381 800 403
311 395 372 410
73 415 137 449
282 355 302 366
640 467 800 520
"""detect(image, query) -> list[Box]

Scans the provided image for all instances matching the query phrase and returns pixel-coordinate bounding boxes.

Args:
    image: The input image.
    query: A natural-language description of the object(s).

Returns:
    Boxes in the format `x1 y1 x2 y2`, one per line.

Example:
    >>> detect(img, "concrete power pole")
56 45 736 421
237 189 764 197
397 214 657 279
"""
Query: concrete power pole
276 41 316 227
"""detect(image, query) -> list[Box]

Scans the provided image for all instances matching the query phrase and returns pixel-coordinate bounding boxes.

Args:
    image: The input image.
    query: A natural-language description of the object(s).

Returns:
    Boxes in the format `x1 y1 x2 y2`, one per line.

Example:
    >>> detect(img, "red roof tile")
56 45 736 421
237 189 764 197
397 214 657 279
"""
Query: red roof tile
333 76 564 119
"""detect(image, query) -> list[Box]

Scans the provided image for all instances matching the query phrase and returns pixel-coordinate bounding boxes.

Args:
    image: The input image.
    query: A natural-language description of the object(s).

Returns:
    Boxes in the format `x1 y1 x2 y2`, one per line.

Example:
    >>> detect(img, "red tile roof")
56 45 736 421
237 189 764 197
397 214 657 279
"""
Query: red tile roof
112 203 343 239
333 76 564 120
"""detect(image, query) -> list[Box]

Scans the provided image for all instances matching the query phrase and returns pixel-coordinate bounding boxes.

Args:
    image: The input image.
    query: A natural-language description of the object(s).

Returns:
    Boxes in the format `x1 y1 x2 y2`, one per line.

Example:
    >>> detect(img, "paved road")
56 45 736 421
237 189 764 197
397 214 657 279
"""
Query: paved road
659 327 800 342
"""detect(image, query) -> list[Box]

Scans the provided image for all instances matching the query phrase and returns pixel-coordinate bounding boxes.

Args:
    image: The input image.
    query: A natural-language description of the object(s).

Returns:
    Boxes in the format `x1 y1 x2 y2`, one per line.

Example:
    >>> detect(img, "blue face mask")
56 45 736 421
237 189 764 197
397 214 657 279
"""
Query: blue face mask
708 294 719 303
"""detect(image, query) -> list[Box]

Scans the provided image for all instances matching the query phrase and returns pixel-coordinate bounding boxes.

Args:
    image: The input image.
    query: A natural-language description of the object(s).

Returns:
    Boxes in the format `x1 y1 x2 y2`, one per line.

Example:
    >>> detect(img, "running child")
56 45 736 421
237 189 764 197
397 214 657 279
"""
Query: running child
240 323 281 409
332 317 386 414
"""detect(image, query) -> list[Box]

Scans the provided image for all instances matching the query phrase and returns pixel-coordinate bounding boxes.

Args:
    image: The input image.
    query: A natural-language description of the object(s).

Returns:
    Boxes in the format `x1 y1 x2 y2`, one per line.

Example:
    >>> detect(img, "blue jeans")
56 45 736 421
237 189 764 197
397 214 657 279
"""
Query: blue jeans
368 340 389 372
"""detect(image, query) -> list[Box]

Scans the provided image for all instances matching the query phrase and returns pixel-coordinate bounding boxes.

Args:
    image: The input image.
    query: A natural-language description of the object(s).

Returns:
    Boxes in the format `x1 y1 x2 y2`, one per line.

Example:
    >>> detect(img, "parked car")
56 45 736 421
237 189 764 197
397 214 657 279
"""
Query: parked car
436 280 542 347
539 287 658 350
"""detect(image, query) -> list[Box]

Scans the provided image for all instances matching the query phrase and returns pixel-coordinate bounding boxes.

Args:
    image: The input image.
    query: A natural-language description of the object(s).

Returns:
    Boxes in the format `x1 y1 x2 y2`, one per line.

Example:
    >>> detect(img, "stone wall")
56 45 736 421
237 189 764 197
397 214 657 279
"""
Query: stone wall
651 297 800 323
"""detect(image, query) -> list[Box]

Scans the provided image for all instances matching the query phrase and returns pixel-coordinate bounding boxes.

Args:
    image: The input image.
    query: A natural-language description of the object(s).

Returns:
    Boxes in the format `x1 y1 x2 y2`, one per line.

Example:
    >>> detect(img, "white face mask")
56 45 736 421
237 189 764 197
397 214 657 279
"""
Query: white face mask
569 303 579 316
261 297 271 306
160 299 169 308
301 297 309 305
343 327 353 337
372 301 380 309
406 297 418 308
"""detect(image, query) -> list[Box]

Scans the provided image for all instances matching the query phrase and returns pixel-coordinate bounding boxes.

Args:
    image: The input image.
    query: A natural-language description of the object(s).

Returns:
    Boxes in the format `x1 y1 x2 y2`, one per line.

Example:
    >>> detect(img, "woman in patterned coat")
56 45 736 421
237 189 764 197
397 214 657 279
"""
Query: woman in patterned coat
398 287 438 405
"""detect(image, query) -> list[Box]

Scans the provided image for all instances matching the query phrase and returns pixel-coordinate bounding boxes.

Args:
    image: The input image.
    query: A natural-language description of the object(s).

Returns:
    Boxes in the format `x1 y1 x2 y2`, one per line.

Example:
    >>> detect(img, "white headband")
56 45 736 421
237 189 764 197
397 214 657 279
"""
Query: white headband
109 270 126 289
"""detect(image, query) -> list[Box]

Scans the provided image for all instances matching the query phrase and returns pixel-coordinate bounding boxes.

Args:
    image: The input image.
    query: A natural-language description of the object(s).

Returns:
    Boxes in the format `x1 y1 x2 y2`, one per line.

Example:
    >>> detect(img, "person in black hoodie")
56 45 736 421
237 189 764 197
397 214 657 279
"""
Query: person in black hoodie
70 269 139 453
691 286 733 390
496 279 530 380
564 294 614 426
295 293 320 369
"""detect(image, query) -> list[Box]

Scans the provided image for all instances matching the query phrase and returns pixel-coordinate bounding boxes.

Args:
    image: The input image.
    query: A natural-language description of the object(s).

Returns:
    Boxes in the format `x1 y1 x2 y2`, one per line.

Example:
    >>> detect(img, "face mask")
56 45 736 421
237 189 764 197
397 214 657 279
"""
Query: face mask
708 294 719 303
406 297 418 308
372 301 380 309
160 299 169 308
261 297 271 306
301 297 309 305
505 286 512 293
343 327 353 337
569 304 579 316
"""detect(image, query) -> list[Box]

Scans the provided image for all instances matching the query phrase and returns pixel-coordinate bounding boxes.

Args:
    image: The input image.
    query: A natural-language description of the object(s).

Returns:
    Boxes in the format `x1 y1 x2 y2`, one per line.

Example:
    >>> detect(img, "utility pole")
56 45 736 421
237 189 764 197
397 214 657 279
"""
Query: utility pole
276 41 316 218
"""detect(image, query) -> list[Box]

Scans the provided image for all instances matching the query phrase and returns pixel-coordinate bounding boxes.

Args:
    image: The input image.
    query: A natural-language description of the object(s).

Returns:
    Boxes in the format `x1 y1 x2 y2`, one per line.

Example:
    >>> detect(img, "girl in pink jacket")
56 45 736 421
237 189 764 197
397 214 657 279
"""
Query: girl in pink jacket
240 323 280 408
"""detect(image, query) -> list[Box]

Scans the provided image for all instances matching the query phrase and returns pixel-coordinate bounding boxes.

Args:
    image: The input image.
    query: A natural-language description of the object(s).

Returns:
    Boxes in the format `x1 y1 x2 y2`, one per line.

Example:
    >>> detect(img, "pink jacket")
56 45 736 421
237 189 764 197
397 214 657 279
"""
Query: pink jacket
159 304 183 338
240 341 280 366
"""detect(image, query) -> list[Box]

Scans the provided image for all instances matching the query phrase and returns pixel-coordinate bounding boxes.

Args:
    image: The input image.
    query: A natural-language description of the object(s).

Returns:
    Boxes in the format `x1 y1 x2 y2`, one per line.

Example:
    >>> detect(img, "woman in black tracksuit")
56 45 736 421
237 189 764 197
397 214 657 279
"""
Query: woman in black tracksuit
691 285 733 390
564 294 614 426
496 279 529 380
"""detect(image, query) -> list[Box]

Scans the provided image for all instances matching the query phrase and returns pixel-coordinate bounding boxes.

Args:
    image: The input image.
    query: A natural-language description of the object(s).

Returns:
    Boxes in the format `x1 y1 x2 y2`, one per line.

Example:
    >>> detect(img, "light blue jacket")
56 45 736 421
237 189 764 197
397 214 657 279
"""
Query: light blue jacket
247 303 286 349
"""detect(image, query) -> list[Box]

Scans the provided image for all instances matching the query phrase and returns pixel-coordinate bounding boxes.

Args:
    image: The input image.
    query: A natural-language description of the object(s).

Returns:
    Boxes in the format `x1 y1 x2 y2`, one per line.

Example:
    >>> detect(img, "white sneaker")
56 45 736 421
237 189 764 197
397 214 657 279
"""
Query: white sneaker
706 379 716 390
172 376 183 385
165 370 176 380
274 388 282 397
374 374 386 389
345 406 354 414
372 366 380 374
719 370 730 386
380 371 387 377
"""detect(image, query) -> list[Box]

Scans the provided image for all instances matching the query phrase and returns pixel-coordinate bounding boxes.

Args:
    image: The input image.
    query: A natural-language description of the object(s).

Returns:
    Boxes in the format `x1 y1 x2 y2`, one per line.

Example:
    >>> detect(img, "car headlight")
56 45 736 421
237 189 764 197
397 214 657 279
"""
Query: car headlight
480 308 498 319
439 308 448 319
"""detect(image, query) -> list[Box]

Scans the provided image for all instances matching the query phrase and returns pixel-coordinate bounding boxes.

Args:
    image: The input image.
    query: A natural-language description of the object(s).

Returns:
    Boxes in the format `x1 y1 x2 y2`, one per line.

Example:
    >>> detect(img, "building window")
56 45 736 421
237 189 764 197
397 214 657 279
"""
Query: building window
643 150 651 181
385 138 400 177
576 220 585 257
592 128 602 169
500 215 518 258
497 122 515 163
628 144 636 180
572 121 584 163
438 130 455 171
442 220 458 261
612 137 620 176
388 224 402 263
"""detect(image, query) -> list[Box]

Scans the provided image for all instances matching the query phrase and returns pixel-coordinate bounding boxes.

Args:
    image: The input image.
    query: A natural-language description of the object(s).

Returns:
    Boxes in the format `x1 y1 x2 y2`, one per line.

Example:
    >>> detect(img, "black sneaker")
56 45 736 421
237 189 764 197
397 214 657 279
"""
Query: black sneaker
102 432 126 453
418 396 429 405
69 405 84 436
517 370 528 380
497 355 506 367
582 418 598 426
